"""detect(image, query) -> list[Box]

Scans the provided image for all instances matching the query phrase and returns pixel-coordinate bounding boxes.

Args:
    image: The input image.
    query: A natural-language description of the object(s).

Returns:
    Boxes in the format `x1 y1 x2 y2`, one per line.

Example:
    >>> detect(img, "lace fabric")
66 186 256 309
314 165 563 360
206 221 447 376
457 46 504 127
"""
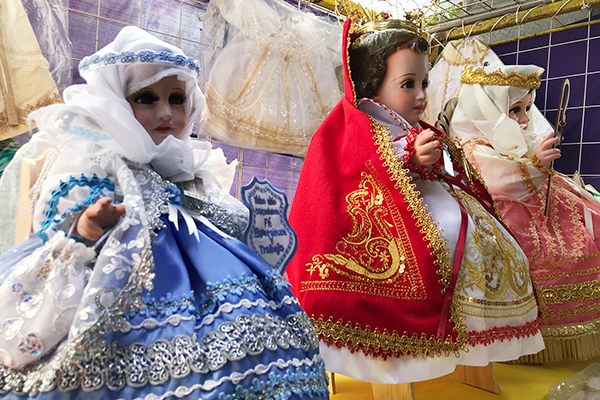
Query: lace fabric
0 25 328 398
200 0 343 156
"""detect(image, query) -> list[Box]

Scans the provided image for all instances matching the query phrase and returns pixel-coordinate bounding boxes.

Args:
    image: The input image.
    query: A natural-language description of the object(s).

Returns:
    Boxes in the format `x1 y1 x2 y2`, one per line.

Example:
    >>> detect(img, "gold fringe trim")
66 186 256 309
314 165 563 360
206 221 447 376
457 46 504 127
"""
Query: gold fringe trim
514 332 600 363
312 307 468 358
0 91 62 139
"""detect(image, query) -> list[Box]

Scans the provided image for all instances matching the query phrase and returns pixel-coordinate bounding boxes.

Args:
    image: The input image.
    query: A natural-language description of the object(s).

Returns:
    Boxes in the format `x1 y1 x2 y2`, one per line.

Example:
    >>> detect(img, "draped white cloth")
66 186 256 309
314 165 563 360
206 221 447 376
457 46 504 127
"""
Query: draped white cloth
449 64 549 201
423 39 552 140
0 0 61 140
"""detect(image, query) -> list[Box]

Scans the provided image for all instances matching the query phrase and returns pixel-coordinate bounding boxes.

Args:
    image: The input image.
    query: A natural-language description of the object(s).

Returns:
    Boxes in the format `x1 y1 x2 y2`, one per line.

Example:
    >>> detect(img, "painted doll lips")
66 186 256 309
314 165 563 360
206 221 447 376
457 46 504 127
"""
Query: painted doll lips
156 125 171 134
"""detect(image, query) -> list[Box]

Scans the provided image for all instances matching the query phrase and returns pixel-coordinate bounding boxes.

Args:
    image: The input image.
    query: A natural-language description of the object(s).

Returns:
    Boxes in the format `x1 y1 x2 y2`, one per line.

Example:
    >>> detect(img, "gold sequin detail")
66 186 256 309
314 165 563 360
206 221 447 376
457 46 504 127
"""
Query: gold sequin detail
545 302 600 318
460 66 542 89
541 317 600 338
453 189 531 302
462 295 537 318
535 264 600 281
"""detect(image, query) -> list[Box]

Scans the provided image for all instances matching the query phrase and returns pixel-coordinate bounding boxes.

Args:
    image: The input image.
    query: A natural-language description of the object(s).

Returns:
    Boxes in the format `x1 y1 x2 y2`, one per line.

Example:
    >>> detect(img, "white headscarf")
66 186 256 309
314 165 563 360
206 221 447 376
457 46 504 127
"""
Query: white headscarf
28 26 233 185
449 64 544 159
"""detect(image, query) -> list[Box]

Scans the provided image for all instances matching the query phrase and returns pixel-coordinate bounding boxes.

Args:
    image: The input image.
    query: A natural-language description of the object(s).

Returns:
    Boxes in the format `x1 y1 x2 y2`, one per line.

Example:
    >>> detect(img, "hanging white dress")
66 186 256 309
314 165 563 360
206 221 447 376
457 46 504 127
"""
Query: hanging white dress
0 0 61 140
200 0 343 156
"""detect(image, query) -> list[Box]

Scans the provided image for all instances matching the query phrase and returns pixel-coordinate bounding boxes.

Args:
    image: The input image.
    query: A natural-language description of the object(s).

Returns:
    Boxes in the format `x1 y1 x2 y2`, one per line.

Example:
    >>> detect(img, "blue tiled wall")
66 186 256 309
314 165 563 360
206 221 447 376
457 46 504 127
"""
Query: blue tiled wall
492 16 600 188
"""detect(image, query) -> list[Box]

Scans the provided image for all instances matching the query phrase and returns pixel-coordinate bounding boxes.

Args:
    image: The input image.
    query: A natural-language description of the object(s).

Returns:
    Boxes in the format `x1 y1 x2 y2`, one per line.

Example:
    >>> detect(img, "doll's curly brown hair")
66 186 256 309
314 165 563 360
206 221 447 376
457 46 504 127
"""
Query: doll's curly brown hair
350 29 429 99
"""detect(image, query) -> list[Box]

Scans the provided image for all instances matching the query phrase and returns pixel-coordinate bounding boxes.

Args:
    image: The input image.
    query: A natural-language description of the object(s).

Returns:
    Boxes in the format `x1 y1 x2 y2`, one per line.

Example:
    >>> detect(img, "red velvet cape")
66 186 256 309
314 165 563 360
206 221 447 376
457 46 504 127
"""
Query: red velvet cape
287 19 502 359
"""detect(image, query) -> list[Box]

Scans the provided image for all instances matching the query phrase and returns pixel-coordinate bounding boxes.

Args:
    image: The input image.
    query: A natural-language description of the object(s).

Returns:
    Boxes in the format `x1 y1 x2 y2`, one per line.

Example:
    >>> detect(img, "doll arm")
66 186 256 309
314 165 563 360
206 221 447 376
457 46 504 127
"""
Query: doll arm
32 151 120 244
75 197 126 241
397 128 443 180
534 132 561 169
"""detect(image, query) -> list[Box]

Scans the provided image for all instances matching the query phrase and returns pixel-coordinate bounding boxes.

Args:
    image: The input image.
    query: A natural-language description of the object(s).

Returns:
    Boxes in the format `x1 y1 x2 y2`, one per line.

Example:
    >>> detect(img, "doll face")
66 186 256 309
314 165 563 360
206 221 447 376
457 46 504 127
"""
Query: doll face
127 75 187 145
508 92 532 126
373 48 429 126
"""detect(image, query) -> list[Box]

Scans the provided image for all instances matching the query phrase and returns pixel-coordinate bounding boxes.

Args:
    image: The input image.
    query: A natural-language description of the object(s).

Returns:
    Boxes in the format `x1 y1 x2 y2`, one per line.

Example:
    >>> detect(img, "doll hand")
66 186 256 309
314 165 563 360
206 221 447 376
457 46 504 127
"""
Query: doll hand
409 129 442 167
75 197 126 241
536 132 561 168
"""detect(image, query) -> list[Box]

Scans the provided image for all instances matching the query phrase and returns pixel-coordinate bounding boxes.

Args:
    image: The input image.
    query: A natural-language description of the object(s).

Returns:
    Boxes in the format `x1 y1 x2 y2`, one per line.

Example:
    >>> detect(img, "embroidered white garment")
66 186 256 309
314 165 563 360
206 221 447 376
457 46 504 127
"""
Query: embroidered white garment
200 0 343 156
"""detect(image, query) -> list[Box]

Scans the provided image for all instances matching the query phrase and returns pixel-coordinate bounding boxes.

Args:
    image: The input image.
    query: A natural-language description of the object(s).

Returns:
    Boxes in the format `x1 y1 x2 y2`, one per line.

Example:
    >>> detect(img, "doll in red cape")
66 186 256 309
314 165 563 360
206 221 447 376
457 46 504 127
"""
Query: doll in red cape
286 18 544 384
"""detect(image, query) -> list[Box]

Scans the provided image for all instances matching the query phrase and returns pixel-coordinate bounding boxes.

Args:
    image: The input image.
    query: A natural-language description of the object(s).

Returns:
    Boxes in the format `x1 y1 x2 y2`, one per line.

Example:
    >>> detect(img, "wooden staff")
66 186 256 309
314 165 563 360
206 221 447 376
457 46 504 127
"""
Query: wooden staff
544 78 570 216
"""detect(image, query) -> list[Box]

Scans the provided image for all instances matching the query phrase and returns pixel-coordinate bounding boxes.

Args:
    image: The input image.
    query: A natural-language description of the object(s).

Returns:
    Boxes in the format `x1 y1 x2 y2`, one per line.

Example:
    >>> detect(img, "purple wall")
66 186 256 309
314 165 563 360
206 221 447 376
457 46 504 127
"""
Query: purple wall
492 16 600 188
63 0 600 196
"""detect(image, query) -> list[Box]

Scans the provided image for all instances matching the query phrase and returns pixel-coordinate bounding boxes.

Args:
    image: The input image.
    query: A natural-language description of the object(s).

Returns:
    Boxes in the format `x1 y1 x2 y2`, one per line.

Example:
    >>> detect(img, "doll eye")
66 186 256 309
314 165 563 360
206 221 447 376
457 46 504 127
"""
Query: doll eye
509 106 521 114
401 80 415 89
422 80 429 89
169 94 186 105
525 106 531 112
134 92 159 104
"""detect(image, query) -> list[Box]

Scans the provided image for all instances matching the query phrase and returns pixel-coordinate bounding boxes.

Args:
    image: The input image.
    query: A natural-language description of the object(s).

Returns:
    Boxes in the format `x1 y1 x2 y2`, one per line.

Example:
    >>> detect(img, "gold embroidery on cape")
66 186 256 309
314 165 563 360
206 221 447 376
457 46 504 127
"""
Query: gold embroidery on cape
453 189 531 304
527 178 600 270
303 161 427 300
371 121 452 289
311 309 468 358
303 119 469 354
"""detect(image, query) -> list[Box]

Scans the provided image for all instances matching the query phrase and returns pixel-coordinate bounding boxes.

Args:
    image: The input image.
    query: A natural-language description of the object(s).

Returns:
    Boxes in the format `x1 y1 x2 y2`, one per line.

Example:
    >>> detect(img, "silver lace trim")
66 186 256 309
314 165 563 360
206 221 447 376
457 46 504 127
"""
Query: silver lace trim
127 164 247 239
132 167 176 235
0 310 318 394
181 193 247 240
121 295 299 333
119 353 324 400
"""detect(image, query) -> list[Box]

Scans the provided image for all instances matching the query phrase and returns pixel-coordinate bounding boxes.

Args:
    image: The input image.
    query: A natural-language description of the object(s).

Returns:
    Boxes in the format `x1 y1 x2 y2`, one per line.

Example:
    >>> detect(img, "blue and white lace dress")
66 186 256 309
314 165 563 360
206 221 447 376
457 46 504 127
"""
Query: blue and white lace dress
0 150 328 400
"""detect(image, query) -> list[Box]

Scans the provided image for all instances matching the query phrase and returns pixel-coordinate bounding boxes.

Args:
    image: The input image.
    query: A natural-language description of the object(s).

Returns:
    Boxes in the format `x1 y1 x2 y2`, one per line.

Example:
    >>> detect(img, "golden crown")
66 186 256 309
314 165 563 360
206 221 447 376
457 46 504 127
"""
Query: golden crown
460 66 542 89
334 0 422 45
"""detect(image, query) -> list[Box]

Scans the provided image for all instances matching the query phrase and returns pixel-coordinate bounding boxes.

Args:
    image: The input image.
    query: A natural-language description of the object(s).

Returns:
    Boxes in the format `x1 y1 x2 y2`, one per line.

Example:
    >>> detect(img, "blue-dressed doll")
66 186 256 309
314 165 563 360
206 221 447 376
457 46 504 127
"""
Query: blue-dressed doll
0 26 328 399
